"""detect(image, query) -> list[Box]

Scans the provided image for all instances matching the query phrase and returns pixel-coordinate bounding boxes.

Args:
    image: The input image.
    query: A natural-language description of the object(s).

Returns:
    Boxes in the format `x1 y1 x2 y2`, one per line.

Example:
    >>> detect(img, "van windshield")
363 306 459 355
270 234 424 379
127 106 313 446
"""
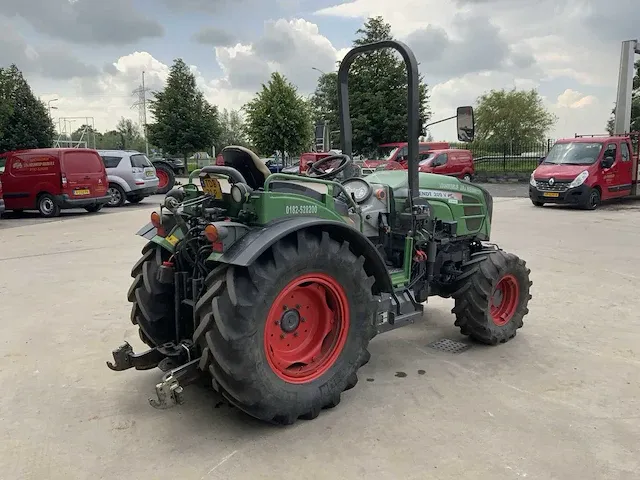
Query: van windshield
419 153 436 166
542 142 603 165
0 157 6 173
370 146 399 160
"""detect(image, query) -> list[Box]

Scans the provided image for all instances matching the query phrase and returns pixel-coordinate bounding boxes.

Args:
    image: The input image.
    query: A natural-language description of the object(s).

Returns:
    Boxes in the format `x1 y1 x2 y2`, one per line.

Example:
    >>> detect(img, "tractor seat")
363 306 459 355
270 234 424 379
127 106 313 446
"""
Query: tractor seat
269 180 350 216
221 146 271 190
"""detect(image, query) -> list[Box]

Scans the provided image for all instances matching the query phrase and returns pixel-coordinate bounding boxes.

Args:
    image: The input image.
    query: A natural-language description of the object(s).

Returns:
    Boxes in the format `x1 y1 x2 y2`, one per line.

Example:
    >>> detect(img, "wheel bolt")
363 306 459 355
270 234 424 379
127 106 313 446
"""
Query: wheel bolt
275 320 280 325
293 332 298 338
301 317 305 323
295 304 301 309
280 334 286 339
283 305 287 310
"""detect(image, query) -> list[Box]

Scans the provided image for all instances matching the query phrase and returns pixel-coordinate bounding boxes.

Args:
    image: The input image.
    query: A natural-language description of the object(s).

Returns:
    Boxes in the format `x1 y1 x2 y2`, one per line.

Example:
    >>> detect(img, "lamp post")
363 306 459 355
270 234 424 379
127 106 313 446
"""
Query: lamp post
48 99 58 118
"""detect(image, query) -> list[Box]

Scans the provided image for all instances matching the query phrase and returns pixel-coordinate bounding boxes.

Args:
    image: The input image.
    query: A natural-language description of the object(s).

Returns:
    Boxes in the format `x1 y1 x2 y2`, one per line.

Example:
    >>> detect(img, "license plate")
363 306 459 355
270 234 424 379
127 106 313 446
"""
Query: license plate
543 192 559 198
202 177 223 199
146 170 154 177
74 189 90 196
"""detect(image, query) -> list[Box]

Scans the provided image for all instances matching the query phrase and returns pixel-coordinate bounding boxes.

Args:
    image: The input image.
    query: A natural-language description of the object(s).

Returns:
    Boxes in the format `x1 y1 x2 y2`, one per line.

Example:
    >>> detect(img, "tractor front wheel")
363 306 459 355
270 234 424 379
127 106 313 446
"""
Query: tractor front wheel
451 249 532 345
193 230 377 424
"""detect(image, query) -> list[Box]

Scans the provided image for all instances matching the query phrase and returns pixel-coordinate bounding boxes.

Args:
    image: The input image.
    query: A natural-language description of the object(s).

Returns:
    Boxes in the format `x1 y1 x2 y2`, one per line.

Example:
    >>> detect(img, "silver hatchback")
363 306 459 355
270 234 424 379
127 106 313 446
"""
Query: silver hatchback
97 150 159 207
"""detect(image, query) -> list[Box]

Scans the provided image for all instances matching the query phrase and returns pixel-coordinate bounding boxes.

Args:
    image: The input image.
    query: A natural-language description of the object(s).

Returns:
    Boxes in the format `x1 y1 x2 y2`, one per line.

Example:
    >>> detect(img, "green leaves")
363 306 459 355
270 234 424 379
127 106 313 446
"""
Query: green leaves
147 58 222 158
243 72 313 158
474 88 556 144
0 65 55 153
309 16 431 156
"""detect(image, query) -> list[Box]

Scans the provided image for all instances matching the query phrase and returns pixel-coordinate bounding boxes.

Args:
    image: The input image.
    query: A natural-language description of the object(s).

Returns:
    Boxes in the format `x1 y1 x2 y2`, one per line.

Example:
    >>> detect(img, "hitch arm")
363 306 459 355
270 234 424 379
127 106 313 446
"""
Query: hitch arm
106 342 167 371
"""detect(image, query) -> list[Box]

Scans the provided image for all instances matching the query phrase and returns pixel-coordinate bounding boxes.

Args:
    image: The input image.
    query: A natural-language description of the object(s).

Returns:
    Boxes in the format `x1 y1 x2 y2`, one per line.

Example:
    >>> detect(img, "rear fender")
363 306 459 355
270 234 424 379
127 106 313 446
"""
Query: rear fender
209 217 393 293
136 216 183 253
108 174 131 192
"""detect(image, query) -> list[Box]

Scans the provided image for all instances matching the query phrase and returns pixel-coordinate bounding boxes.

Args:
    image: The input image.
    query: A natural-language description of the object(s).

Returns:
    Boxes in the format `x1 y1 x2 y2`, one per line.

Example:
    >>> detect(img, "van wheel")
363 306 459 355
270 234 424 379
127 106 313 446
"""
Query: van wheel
582 188 601 210
37 193 61 218
107 184 126 207
462 174 472 182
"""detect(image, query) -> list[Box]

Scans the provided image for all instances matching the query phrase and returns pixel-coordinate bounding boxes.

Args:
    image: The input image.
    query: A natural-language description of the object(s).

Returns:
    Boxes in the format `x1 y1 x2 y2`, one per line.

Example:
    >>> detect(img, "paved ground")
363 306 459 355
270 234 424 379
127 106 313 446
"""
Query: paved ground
1 192 640 480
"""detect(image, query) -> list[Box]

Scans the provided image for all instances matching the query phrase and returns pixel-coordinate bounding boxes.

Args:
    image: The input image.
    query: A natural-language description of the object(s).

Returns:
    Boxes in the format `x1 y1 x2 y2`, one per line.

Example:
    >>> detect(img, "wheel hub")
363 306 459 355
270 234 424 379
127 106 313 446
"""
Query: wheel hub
280 309 301 333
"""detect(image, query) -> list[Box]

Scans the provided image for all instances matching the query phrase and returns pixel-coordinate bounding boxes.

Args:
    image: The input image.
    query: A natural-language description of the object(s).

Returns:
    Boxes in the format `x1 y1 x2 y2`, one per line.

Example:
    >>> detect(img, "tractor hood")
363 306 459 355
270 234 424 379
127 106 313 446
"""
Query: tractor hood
362 170 485 199
534 163 592 179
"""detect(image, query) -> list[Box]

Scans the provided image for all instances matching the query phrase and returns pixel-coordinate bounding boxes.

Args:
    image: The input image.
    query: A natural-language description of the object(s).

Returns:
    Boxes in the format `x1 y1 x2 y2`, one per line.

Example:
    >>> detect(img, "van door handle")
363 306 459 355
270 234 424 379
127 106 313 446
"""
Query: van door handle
84 176 90 180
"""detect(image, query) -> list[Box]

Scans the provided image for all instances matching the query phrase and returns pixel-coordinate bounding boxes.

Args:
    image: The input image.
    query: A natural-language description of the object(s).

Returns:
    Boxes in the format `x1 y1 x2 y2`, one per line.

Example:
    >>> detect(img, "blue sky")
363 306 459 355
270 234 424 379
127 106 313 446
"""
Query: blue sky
1 0 638 142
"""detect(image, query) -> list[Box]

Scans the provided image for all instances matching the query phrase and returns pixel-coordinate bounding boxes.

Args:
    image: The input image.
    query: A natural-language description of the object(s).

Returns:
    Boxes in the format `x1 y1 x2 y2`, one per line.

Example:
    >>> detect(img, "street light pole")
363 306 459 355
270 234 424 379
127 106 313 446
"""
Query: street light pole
48 98 59 118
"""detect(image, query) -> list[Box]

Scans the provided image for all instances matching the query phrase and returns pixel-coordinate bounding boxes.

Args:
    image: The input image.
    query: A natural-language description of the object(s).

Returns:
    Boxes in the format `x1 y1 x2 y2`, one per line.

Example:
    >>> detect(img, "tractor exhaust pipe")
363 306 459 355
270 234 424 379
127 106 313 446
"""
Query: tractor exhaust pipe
337 40 421 207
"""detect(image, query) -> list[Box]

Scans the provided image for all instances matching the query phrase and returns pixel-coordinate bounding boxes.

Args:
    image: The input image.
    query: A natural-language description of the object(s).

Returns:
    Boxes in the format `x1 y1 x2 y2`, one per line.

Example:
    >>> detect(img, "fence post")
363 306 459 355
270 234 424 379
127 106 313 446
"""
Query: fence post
502 145 506 172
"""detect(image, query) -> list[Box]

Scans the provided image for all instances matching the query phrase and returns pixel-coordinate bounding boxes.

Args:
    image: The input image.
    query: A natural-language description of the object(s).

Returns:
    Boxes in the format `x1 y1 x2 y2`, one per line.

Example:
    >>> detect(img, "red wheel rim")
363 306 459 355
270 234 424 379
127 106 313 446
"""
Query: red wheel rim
490 274 520 326
157 169 169 189
264 273 350 384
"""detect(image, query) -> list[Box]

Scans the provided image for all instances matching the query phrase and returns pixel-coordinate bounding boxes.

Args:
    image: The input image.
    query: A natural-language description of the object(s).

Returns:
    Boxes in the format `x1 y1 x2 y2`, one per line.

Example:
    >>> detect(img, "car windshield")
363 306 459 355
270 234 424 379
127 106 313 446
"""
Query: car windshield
542 142 604 165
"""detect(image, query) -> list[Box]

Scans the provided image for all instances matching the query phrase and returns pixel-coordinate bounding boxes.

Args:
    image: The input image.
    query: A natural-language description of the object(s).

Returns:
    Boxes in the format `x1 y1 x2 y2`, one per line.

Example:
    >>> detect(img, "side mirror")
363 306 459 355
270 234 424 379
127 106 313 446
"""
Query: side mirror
601 156 614 169
457 106 475 142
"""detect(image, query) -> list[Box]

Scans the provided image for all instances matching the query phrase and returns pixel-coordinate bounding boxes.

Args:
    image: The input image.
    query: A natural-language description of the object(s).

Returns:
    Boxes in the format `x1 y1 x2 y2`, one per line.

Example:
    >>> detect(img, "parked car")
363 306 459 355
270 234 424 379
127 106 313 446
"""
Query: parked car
97 150 159 207
0 148 110 218
418 148 475 181
0 175 5 216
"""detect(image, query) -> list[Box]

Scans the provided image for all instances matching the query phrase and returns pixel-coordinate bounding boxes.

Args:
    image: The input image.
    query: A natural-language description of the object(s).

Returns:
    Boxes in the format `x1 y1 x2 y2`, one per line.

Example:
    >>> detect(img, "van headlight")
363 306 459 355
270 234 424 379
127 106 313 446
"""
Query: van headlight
529 172 536 187
568 170 589 188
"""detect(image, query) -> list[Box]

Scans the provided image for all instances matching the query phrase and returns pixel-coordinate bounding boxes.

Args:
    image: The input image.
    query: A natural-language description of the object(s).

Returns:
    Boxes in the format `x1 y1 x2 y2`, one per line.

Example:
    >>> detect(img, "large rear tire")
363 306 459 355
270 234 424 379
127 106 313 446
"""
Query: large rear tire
155 164 175 195
127 244 176 348
193 230 377 425
451 249 532 345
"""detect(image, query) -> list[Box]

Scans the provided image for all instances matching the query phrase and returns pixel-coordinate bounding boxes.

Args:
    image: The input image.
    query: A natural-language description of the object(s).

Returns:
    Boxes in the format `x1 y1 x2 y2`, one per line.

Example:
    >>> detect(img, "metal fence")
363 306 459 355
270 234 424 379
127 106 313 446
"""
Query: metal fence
448 139 555 174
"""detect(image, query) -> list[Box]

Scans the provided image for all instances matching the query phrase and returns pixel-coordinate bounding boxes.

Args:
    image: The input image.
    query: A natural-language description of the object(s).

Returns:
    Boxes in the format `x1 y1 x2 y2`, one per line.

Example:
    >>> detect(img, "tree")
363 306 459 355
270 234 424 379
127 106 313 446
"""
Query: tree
474 88 556 145
606 60 640 134
216 108 249 152
309 16 431 155
243 72 313 158
0 65 55 153
147 58 221 158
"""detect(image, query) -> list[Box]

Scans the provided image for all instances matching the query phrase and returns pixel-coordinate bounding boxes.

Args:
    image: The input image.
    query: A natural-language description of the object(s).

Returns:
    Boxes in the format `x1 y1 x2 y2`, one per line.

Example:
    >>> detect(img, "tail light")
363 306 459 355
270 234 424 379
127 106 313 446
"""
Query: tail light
61 172 68 187
150 211 166 237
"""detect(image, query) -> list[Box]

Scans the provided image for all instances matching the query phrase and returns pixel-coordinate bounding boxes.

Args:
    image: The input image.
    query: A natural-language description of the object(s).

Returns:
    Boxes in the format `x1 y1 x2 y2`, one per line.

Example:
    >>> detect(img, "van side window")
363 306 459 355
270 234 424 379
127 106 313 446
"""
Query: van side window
621 142 630 162
130 154 152 168
434 153 448 166
604 143 617 160
101 156 123 168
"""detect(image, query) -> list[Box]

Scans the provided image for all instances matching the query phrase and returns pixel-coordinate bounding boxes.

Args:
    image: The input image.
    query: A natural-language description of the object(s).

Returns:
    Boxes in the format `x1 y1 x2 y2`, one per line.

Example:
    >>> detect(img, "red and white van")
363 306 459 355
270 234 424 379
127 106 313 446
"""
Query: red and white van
362 141 450 171
0 148 110 217
529 135 640 210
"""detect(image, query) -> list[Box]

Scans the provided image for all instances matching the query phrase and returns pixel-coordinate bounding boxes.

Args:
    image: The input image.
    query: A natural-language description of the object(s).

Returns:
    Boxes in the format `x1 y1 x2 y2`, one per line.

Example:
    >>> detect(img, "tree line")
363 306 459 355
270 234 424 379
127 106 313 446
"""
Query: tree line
3 16 636 158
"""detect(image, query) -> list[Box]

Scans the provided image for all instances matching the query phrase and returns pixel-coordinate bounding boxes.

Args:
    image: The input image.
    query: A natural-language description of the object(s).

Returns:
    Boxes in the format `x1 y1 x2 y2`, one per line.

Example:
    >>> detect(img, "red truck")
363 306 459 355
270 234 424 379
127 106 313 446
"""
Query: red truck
529 134 640 210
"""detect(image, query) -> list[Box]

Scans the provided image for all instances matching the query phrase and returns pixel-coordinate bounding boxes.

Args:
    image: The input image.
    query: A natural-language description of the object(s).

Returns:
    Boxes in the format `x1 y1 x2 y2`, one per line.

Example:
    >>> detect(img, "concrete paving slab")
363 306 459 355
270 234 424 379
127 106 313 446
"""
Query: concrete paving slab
1 197 639 480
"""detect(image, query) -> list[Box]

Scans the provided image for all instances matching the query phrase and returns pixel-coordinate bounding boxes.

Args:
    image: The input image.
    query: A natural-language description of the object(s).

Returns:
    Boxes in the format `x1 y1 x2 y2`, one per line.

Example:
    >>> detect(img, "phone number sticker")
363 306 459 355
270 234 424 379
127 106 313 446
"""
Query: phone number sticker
285 204 318 215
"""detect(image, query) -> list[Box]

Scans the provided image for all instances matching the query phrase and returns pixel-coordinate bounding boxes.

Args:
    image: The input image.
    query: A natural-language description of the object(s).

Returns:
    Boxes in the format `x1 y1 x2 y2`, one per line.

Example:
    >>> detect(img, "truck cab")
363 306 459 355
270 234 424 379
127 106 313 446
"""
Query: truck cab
528 134 638 210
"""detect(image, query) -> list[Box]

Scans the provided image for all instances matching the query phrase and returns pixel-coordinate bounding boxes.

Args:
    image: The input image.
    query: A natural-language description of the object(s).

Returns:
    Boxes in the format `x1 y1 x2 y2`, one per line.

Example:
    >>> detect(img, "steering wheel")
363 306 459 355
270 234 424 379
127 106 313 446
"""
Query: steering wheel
307 154 352 180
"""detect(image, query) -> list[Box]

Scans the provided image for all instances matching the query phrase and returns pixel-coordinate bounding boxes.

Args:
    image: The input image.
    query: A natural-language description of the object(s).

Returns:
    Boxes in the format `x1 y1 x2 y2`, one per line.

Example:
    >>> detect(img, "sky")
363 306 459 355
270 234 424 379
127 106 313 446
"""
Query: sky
1 0 639 143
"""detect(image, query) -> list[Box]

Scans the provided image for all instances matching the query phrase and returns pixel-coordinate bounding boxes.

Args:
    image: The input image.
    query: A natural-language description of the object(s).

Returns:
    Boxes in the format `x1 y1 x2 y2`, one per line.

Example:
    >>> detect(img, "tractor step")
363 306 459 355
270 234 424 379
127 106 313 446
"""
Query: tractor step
375 290 424 334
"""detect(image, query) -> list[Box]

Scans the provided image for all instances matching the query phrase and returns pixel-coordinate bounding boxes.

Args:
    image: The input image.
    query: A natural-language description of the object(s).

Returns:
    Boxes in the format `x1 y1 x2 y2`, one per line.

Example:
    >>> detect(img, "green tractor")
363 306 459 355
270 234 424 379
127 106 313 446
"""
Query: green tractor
107 40 532 425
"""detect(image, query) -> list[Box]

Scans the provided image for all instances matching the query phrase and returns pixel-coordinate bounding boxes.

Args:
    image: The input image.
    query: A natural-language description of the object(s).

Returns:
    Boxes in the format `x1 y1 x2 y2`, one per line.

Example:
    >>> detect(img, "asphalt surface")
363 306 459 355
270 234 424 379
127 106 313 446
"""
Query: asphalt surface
1 189 640 479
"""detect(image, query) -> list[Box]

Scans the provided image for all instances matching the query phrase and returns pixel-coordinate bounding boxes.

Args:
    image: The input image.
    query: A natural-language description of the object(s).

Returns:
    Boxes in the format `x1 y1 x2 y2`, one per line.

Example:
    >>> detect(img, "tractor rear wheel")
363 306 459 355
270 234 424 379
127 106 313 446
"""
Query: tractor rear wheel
451 249 532 345
193 230 377 425
127 244 176 348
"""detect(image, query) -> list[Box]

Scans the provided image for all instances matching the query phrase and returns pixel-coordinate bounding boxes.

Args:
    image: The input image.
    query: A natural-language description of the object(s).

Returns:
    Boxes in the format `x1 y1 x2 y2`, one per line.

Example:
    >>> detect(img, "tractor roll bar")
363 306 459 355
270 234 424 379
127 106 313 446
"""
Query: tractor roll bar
338 40 421 205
